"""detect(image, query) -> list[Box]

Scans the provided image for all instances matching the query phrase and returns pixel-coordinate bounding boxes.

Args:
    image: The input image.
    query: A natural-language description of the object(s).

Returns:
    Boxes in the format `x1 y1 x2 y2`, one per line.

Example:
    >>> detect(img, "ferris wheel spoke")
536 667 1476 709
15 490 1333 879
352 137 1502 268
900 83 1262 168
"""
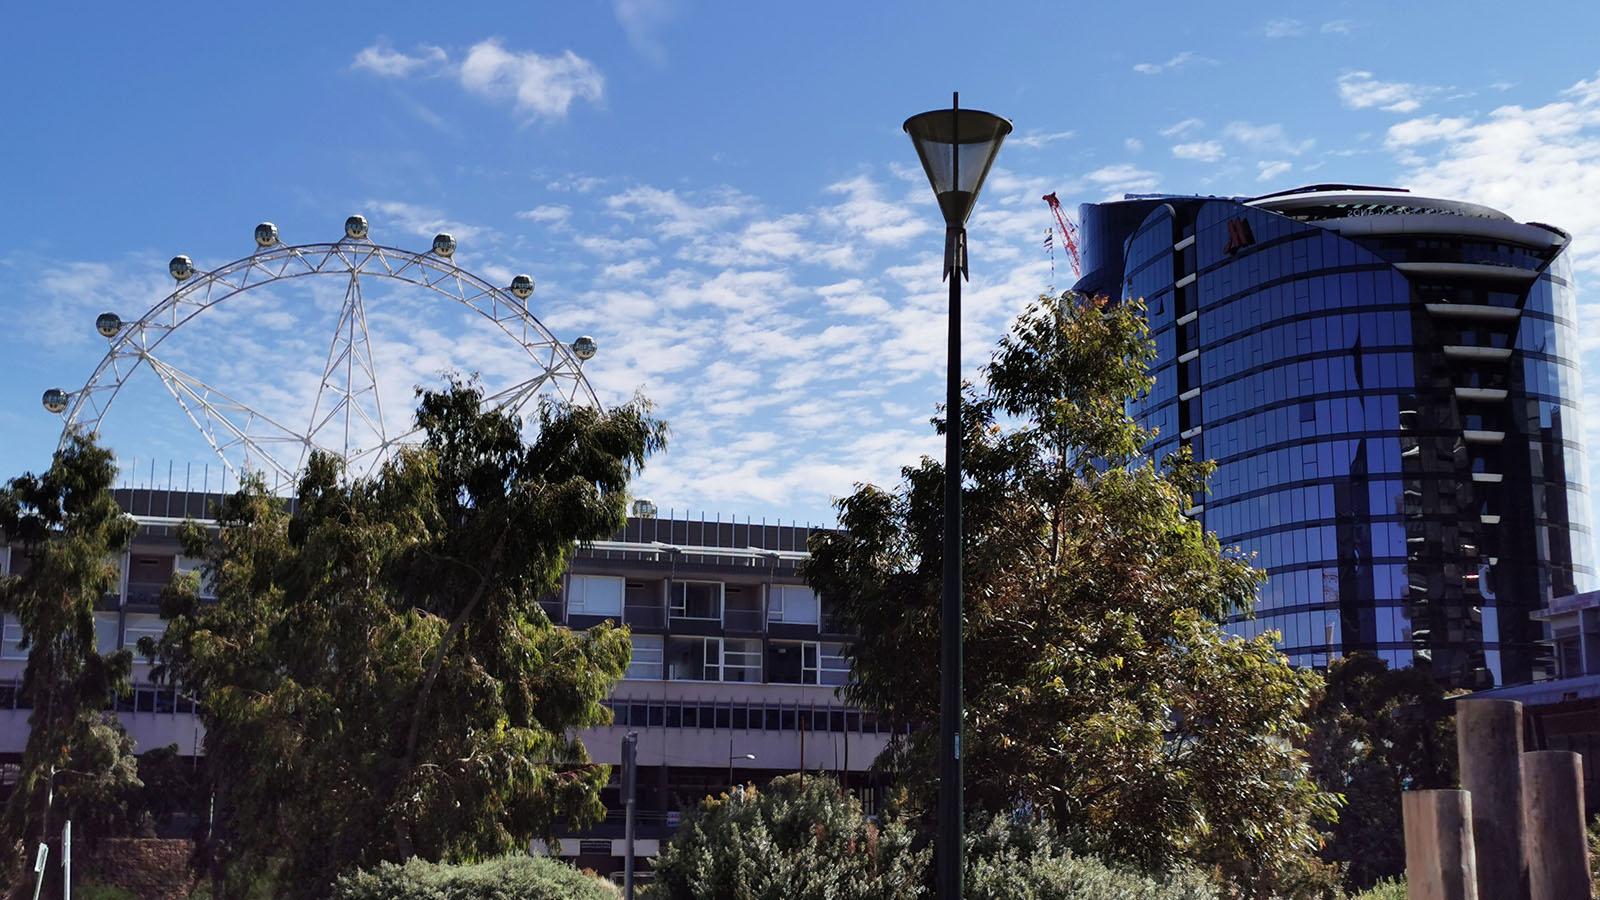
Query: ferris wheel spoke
136 350 318 485
57 230 598 476
482 372 556 419
350 275 390 447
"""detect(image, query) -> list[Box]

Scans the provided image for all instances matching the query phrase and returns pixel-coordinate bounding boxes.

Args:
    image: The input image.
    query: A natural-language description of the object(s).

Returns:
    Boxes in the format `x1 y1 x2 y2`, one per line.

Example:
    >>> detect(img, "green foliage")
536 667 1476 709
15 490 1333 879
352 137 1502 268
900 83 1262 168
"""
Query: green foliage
1589 813 1599 899
1303 653 1457 892
144 382 666 899
1346 878 1406 900
964 816 1219 900
0 432 142 888
132 744 208 838
333 854 619 900
805 294 1338 897
650 774 926 900
651 774 1220 900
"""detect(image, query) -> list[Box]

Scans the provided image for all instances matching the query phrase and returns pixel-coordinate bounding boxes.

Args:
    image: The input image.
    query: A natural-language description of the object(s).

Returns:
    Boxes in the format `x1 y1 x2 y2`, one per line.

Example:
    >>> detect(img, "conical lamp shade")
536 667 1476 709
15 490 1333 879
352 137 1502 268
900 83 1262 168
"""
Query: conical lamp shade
904 104 1012 226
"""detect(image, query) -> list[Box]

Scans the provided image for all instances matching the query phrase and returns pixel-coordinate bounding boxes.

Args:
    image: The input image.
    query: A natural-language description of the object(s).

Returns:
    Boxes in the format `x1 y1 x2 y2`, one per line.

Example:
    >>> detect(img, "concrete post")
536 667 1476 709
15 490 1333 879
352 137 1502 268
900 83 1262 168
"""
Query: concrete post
1403 789 1479 900
1522 750 1591 900
1457 698 1528 900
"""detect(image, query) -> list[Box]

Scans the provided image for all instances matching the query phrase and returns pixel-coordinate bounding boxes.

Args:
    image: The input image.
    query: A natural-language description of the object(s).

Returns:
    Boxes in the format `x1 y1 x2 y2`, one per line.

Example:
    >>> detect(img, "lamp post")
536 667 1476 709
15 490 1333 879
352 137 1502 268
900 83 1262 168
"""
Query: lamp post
903 92 1011 900
728 739 755 787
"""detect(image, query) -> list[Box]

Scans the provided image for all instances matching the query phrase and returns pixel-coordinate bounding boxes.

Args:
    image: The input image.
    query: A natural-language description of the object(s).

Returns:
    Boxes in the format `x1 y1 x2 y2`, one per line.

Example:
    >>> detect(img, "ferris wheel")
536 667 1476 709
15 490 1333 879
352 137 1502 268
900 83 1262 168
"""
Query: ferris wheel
42 215 599 486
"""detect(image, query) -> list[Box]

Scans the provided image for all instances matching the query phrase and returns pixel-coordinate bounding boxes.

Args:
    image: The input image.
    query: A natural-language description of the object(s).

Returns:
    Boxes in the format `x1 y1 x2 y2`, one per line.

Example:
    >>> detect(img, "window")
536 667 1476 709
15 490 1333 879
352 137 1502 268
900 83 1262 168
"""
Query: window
95 612 119 655
626 634 663 680
123 613 166 659
723 639 761 683
568 575 624 617
1 617 26 661
668 636 719 681
809 642 851 686
667 636 759 682
768 585 819 625
770 640 850 685
175 555 216 599
671 581 723 620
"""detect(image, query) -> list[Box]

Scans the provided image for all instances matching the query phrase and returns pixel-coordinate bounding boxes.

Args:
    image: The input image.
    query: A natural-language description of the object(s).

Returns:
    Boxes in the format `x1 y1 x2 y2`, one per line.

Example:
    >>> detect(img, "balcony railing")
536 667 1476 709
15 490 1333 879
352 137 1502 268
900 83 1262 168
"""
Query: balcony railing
722 608 763 632
624 603 665 629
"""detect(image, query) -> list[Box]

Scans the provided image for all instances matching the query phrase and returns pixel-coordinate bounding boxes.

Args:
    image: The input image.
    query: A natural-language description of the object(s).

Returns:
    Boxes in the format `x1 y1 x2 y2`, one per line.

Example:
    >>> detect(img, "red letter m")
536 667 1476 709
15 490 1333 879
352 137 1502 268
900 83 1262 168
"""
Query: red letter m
1223 217 1256 255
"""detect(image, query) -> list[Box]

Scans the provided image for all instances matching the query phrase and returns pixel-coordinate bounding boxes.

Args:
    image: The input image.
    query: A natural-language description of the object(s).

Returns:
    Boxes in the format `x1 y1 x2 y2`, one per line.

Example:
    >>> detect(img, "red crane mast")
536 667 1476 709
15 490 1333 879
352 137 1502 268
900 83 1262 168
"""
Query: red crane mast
1042 192 1082 278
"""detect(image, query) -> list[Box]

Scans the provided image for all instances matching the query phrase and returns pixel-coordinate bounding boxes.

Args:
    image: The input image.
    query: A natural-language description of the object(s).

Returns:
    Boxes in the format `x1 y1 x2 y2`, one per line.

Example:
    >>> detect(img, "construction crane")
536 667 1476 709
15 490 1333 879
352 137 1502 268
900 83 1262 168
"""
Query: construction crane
1042 192 1082 279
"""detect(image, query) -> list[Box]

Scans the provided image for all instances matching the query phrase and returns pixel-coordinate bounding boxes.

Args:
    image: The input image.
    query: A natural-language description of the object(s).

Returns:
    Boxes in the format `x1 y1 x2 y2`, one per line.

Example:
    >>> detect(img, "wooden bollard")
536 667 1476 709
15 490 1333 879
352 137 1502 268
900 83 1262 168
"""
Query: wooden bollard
1404 789 1479 900
1457 698 1528 900
1523 750 1591 900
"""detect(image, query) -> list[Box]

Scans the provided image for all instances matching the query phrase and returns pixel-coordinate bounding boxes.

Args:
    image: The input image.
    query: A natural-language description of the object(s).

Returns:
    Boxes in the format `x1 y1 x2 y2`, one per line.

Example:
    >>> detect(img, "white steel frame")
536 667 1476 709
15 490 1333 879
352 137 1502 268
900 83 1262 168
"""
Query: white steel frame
56 239 597 485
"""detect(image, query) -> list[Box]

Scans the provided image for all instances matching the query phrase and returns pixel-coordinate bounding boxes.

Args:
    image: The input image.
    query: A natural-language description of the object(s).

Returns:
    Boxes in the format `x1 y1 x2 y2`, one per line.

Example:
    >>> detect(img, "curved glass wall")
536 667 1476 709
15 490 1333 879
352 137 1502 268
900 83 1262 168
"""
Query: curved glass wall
1093 193 1593 688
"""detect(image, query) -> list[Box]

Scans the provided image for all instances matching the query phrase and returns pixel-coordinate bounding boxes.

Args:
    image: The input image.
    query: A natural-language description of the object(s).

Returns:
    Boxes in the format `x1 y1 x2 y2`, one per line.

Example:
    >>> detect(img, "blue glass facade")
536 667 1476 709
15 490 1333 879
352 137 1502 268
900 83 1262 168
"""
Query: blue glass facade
1076 186 1593 687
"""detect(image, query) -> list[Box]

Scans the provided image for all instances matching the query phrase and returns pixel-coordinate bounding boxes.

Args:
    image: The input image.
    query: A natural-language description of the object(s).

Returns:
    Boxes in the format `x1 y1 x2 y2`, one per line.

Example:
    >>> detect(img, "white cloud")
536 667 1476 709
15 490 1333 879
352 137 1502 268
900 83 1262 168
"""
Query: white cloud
1387 69 1600 273
1084 163 1160 196
1263 19 1305 38
1384 116 1471 150
1321 20 1354 35
1132 51 1217 75
1337 71 1435 114
1223 121 1314 156
351 42 446 78
613 0 676 63
1124 137 1143 153
546 175 608 193
1257 160 1292 181
518 205 572 225
352 38 605 123
1172 141 1225 163
600 257 658 281
1011 130 1076 150
458 39 605 122
819 175 933 247
365 200 489 243
1160 118 1204 137
604 185 755 241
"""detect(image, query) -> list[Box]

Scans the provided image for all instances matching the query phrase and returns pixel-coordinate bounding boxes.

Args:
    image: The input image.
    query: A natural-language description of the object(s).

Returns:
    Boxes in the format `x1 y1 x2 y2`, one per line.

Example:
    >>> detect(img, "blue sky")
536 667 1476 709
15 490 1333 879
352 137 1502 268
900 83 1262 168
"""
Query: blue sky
7 3 1600 526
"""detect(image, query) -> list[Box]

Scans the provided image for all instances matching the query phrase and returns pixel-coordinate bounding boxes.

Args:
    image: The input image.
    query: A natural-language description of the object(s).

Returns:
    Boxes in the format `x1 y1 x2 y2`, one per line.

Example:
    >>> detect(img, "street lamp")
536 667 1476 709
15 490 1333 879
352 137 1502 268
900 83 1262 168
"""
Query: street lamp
728 739 756 787
903 92 1011 900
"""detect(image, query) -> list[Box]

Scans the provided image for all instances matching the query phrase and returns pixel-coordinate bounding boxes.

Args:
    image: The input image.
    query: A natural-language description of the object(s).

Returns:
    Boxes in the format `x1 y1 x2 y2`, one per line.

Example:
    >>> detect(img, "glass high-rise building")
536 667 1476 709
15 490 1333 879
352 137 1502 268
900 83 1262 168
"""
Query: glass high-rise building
1075 184 1593 688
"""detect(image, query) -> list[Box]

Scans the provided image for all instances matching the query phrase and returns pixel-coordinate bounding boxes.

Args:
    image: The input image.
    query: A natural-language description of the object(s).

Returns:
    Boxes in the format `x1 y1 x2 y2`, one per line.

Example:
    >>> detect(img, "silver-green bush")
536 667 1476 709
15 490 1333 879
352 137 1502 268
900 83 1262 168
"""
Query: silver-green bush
332 854 617 900
1346 878 1406 900
649 775 1219 900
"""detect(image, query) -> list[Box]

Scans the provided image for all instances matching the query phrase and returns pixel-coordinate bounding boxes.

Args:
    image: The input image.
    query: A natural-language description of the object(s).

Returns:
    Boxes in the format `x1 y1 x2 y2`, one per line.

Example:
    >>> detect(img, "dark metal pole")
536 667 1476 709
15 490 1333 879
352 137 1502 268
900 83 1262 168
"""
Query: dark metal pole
937 90 965 900
622 731 638 900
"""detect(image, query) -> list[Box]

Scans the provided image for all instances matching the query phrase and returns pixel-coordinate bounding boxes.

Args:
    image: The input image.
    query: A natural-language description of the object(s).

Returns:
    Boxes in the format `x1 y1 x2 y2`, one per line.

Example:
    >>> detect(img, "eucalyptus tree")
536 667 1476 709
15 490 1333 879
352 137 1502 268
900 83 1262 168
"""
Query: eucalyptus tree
806 294 1338 896
0 433 141 892
147 381 666 899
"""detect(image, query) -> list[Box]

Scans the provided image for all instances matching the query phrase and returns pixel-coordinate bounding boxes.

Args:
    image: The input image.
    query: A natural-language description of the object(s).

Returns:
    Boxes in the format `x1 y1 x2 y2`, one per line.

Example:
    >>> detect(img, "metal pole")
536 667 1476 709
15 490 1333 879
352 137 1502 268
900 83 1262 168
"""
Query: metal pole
937 85 966 900
622 732 638 900
61 820 71 900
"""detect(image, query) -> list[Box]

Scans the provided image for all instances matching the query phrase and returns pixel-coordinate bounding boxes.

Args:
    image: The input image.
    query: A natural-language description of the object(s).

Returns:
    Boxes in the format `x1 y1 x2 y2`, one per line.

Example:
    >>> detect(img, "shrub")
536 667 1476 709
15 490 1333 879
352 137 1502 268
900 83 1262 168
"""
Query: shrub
965 815 1218 900
651 774 1218 900
333 854 618 900
1348 878 1406 900
648 775 926 900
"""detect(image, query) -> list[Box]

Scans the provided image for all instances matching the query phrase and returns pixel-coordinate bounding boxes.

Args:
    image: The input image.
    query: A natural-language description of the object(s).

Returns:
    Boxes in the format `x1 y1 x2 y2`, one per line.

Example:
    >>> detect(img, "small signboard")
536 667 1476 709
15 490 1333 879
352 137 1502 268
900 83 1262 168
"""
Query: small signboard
33 843 47 873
